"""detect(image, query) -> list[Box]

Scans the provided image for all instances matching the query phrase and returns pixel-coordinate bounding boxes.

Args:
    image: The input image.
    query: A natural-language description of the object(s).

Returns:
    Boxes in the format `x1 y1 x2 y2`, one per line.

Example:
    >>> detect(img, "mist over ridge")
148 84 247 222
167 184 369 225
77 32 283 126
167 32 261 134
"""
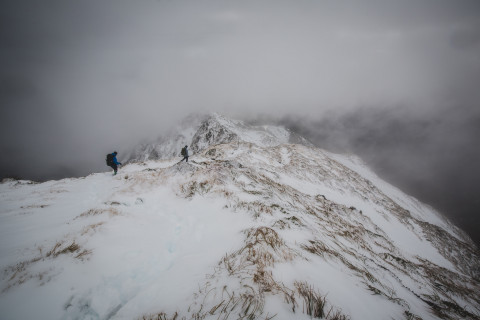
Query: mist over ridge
1 1 479 245
1 110 479 319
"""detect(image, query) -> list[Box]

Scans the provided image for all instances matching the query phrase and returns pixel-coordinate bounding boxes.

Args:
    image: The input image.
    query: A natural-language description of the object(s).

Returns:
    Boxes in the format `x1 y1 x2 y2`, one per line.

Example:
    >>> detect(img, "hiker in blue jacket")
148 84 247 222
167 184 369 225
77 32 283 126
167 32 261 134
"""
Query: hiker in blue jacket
106 151 122 175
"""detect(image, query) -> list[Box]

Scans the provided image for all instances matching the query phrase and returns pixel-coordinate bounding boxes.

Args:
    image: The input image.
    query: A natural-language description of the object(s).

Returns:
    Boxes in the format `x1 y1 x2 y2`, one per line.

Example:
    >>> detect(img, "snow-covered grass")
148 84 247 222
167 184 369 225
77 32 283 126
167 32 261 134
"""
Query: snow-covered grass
1 128 479 320
0 168 252 319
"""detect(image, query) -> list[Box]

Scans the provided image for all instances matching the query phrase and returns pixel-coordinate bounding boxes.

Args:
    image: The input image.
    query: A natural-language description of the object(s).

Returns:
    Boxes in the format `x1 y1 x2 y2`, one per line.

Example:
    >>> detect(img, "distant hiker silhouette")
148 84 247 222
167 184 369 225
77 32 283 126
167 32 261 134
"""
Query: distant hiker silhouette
106 151 122 175
180 145 189 162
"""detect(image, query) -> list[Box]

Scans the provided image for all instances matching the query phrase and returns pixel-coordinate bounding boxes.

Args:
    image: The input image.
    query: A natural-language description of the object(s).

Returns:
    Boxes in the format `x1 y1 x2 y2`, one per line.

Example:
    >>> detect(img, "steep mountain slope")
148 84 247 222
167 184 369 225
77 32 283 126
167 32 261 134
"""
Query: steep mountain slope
1 114 479 320
126 113 313 162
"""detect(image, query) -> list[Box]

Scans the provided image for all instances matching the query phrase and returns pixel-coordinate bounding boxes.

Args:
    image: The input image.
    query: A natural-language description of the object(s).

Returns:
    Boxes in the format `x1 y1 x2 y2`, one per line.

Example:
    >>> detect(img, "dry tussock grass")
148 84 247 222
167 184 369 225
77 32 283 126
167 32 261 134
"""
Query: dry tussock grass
181 180 212 198
272 220 289 230
76 207 120 219
233 201 277 218
45 240 92 261
46 241 80 257
416 219 480 280
187 226 297 319
221 227 294 280
188 279 270 319
81 222 105 235
301 239 382 292
303 202 480 319
404 310 423 320
295 281 350 320
245 227 283 250
206 287 265 320
295 281 327 318
413 259 480 317
422 295 480 320
2 257 42 292
192 226 342 320
143 223 350 320
2 239 91 292
365 283 407 308
302 190 480 317
140 312 184 320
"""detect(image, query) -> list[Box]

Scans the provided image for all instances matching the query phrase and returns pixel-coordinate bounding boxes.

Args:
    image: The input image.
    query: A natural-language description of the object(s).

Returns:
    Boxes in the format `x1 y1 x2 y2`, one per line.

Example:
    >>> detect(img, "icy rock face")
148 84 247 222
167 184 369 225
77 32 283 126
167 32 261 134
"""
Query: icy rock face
190 114 239 153
1 114 480 320
191 113 313 152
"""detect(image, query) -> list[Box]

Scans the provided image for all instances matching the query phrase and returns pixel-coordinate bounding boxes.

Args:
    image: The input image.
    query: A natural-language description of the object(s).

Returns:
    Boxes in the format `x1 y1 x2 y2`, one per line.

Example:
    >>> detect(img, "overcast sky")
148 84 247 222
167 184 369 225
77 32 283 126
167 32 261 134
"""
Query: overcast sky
1 0 479 244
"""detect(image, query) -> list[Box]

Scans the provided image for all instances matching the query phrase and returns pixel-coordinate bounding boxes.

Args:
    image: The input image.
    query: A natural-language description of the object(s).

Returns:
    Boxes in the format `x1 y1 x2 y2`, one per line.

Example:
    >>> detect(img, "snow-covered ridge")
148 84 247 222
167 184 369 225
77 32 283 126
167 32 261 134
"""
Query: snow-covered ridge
194 113 291 149
1 115 479 320
126 113 312 162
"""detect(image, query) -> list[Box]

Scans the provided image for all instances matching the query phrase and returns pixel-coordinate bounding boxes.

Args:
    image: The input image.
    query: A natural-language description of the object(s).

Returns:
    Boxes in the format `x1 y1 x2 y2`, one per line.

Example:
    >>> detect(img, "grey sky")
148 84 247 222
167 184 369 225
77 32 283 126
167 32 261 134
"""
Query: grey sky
1 1 479 243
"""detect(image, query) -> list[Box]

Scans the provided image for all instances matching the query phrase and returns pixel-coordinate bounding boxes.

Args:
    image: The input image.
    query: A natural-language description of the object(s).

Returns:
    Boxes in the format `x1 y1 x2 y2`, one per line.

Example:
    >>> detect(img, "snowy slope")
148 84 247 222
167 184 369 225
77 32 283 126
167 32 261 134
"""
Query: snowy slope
1 115 479 320
126 113 313 162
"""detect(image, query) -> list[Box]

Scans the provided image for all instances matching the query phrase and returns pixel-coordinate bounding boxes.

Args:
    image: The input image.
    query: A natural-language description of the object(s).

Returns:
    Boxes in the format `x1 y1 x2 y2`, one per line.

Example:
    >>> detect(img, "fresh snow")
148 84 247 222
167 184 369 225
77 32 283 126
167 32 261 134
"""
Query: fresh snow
0 168 252 320
1 114 479 320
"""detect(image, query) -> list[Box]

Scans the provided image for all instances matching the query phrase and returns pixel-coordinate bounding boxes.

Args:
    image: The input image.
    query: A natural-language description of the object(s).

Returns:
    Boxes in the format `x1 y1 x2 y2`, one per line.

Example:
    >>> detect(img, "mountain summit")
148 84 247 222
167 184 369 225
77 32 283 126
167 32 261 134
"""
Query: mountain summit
1 114 479 320
126 113 312 162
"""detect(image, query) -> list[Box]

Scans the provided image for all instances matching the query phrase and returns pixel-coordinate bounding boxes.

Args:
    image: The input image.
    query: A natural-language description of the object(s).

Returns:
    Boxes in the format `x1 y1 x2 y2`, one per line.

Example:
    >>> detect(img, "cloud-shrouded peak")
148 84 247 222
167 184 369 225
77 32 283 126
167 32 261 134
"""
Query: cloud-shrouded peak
126 113 312 162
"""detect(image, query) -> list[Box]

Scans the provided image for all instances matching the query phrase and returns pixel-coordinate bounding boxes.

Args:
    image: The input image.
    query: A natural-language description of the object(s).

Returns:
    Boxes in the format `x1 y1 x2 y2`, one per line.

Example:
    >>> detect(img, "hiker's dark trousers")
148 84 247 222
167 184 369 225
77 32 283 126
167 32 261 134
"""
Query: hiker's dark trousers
181 156 189 162
110 164 118 173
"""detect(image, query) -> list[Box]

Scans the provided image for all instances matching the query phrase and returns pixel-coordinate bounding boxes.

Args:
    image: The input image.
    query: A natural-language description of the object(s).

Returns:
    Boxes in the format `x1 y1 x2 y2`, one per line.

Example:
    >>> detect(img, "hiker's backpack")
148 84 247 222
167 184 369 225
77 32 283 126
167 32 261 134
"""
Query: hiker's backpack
106 153 114 166
181 147 186 156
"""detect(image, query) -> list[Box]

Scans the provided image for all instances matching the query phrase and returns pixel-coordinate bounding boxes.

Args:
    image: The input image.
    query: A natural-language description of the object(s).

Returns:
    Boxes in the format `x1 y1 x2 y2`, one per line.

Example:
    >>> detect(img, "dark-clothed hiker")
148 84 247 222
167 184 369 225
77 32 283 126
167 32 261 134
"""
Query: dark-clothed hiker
106 151 122 175
180 145 189 162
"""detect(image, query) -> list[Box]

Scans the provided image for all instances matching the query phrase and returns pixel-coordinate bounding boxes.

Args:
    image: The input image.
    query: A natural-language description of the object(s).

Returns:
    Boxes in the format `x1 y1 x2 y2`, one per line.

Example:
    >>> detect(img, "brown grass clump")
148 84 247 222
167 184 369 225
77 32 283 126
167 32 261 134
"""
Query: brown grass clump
209 289 265 319
245 227 283 251
2 239 91 292
181 180 212 198
76 208 120 219
295 281 327 318
46 241 80 257
404 310 423 320
421 294 480 320
139 312 184 320
301 239 330 257
221 228 282 281
78 208 104 218
189 283 272 320
74 249 92 260
234 201 275 218
295 281 351 320
81 222 105 235
188 226 297 319
2 257 42 292
327 310 351 320
272 216 304 230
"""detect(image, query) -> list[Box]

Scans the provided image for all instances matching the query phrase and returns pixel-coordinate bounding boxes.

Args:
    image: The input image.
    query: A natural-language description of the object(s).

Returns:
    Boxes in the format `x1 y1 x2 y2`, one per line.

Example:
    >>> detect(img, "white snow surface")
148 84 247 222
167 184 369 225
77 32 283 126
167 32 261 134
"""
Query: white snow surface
1 115 479 320
209 113 291 147
126 113 303 164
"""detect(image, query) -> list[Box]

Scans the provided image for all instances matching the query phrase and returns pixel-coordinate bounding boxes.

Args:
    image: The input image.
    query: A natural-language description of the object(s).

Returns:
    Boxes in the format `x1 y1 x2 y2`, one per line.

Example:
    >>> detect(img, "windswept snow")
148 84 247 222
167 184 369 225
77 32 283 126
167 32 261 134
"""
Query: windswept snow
0 167 252 320
1 114 479 320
